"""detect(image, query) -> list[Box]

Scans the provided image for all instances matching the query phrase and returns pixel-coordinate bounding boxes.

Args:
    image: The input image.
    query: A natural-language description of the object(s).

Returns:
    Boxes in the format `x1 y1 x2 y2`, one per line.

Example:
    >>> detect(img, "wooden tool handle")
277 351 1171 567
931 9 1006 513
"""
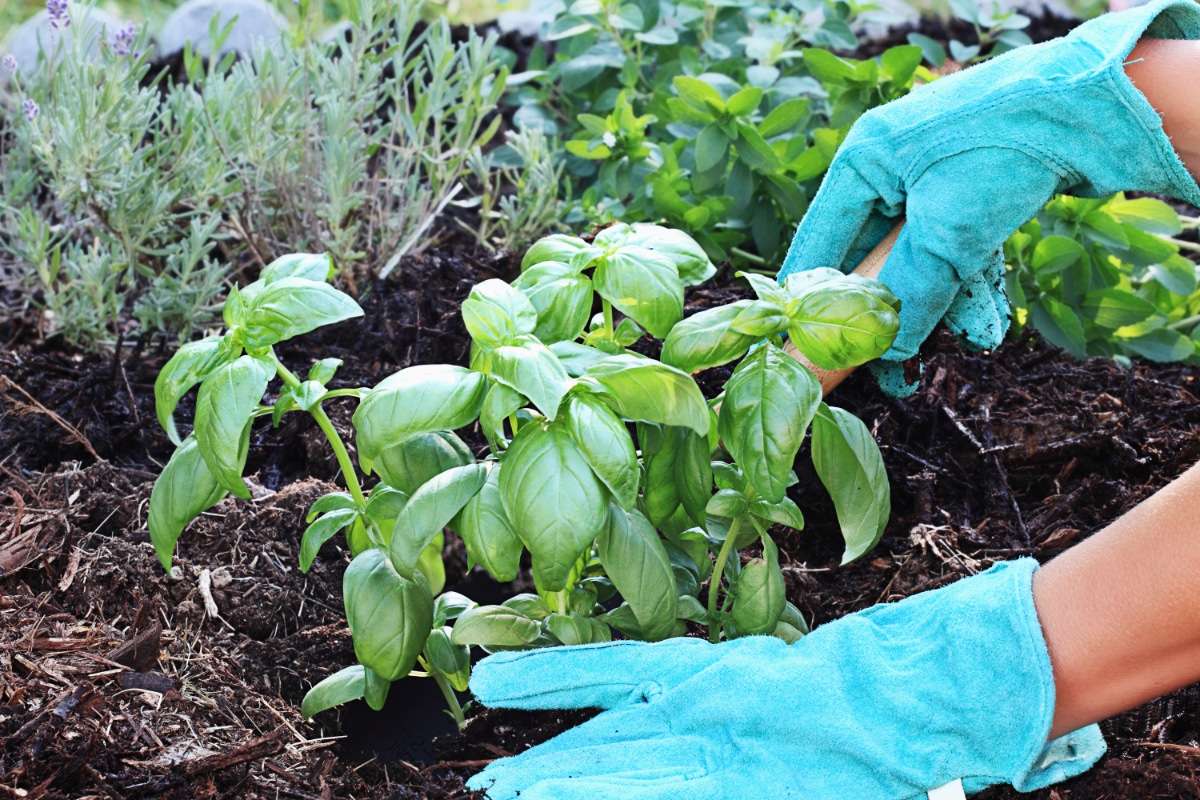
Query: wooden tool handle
783 222 904 396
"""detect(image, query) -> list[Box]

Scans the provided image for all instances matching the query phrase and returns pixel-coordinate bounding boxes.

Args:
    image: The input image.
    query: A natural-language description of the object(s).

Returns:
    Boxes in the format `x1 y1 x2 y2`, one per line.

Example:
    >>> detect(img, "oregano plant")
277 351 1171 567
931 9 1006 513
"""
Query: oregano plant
148 224 900 726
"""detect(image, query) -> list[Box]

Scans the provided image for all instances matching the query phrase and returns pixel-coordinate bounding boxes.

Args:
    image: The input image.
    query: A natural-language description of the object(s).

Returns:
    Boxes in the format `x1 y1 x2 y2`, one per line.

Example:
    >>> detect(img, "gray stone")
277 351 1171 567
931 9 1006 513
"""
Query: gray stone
0 6 124 81
156 0 286 59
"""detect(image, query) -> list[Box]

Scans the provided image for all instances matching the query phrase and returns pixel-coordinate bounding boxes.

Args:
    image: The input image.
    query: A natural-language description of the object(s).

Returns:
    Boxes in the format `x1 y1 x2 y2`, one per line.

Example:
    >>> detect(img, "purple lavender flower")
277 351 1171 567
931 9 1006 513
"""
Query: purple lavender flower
46 0 70 30
110 22 137 56
2 55 16 73
23 99 40 122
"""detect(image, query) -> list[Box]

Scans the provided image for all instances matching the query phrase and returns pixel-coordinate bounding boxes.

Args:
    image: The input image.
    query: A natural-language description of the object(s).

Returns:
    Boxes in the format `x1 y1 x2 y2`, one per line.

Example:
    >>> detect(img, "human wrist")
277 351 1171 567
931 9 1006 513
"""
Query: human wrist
1125 38 1200 184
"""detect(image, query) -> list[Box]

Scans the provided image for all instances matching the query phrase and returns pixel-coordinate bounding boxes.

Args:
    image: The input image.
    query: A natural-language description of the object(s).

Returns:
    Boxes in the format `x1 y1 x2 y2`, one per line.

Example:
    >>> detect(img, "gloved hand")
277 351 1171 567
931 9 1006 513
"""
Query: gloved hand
467 560 1105 800
778 0 1200 395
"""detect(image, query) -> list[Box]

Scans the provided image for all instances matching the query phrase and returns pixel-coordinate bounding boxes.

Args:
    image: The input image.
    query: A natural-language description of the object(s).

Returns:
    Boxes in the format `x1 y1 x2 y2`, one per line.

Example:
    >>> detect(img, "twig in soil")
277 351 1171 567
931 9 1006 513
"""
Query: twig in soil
0 377 102 462
1134 741 1200 756
422 759 498 774
182 725 290 776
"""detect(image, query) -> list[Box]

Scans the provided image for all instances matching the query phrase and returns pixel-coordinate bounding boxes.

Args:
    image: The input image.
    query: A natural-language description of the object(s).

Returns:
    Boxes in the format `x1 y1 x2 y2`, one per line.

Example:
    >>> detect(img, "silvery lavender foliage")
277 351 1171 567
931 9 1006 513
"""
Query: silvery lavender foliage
110 23 137 57
22 99 39 121
46 0 70 30
2 55 16 73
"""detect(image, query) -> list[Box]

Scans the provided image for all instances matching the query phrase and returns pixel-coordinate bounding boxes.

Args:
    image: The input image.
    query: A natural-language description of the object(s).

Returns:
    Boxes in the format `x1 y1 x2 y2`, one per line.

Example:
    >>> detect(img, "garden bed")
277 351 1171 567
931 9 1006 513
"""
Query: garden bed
4 234 1200 799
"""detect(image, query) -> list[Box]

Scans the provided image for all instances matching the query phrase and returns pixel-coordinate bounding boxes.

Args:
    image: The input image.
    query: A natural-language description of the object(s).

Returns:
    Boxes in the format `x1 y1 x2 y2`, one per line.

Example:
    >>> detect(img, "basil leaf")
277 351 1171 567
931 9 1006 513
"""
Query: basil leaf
301 665 365 718
719 343 820 504
148 436 228 570
416 531 447 595
787 283 900 371
374 431 475 494
730 533 785 636
434 592 478 627
451 605 542 648
812 403 890 564
499 420 609 591
772 601 809 644
260 253 334 284
344 549 433 681
549 341 609 377
613 224 716 286
306 491 355 522
354 365 487 467
512 263 594 344
426 627 471 692
299 507 358 572
155 335 236 446
389 463 489 580
585 355 710 435
565 394 639 510
193 355 275 499
592 247 684 338
454 465 523 583
462 279 539 345
638 423 682 527
522 234 593 271
306 358 342 385
241 277 364 348
731 300 790 337
677 427 713 526
751 495 806 531
480 382 525 449
599 505 679 641
661 302 760 373
363 666 390 711
489 336 571 420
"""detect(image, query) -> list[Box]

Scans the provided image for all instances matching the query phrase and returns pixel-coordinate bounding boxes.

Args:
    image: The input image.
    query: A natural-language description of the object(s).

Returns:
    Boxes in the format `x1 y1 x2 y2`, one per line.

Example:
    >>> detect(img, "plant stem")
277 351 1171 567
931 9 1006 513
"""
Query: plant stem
1169 312 1200 331
420 656 466 731
730 247 768 266
603 298 615 337
1162 235 1200 253
508 413 520 438
556 590 569 615
707 517 742 644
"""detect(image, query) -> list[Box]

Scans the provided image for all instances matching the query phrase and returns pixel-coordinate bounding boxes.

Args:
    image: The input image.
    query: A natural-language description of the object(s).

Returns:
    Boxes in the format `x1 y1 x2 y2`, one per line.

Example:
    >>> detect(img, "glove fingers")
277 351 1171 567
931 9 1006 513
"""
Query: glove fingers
778 160 900 280
469 638 719 711
516 773 721 800
873 222 960 362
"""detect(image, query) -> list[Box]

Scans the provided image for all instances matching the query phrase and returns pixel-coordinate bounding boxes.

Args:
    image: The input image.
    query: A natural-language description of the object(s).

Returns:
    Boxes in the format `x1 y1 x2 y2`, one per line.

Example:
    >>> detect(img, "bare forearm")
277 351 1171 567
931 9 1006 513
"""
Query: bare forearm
1124 38 1200 182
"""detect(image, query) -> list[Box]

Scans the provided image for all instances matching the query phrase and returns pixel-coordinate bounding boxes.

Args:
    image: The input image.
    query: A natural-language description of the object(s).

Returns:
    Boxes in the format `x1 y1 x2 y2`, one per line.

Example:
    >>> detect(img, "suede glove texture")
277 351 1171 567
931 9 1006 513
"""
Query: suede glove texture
778 0 1200 395
466 559 1105 800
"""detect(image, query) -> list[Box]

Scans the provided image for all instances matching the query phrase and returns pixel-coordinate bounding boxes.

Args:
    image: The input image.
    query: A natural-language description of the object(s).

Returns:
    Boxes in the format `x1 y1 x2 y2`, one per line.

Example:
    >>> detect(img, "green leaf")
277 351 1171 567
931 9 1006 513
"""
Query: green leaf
261 253 334 284
451 605 542 648
550 341 610 376
462 279 539 346
592 247 684 339
1081 210 1130 250
1121 327 1195 362
454 464 524 583
759 98 810 139
787 283 901 371
155 335 236 446
512 263 594 343
425 628 470 692
1031 236 1085 274
344 549 433 680
193 355 274 499
677 428 713 526
499 420 609 591
522 234 592 271
674 75 726 114
490 337 572 420
308 358 342 385
389 463 489 580
599 505 679 641
417 532 447 595
301 665 365 718
880 44 923 84
734 123 783 172
772 601 809 643
1150 255 1198 296
363 667 390 711
731 300 789 337
719 343 820 504
1108 197 1183 235
300 508 358 572
639 423 683 527
906 32 946 66
730 533 785 636
375 431 475 494
565 394 639 510
480 381 525 448
1030 297 1087 358
354 366 487 467
801 48 856 83
1082 289 1157 330
695 124 730 173
661 301 761 373
812 404 890 565
545 613 600 645
750 495 805 531
726 86 763 117
148 436 228 570
706 488 748 519
306 491 355 522
434 592 478 627
610 224 716 286
241 278 364 348
586 355 710 435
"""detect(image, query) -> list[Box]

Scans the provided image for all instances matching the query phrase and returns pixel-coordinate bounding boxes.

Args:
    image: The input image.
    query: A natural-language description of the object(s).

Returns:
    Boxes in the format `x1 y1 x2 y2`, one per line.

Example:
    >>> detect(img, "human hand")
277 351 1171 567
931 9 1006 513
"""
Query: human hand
779 0 1200 395
466 560 1104 800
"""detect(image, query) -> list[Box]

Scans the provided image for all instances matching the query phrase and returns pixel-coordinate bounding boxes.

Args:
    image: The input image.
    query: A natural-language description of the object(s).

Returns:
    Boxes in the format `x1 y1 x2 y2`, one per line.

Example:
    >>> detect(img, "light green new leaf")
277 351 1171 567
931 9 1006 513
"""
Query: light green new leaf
389 463 489 579
155 335 237 445
490 336 572 420
260 253 334 284
416 532 447 597
308 358 342 385
586 355 710 435
812 403 890 564
674 75 726 114
661 301 760 373
480 382 525 448
299 507 358 572
306 491 355 522
600 505 679 641
462 279 539 345
193 355 275 499
301 665 365 718
148 436 229 570
374 431 475 494
565 394 639 510
353 365 487 466
730 533 785 636
750 495 805 531
512 263 594 343
592 247 684 339
344 549 433 681
522 234 593 271
425 628 471 692
550 341 610 376
1031 236 1086 274
454 465 523 582
1108 197 1183 235
731 300 789 337
719 343 820 504
241 277 364 348
451 605 542 648
363 667 390 711
787 284 900 371
499 420 609 591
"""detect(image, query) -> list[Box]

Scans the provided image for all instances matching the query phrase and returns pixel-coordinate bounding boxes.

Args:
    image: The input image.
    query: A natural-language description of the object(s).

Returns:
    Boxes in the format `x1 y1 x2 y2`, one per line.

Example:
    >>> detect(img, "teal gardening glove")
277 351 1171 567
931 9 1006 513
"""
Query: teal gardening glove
778 0 1200 395
467 560 1104 799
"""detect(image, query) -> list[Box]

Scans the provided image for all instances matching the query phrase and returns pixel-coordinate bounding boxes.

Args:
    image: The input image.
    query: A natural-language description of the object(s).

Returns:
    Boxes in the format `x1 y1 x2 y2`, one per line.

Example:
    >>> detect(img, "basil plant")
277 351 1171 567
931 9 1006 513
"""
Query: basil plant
147 224 900 729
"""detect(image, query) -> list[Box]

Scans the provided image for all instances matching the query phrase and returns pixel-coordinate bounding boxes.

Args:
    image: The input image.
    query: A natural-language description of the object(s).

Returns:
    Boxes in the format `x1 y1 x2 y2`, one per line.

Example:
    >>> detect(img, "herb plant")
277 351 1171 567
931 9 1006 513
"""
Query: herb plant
149 226 899 726
1005 194 1200 364
907 0 1033 69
